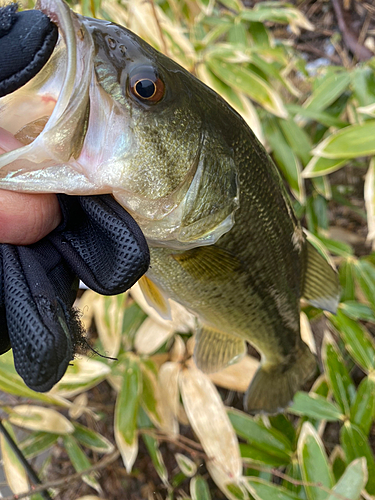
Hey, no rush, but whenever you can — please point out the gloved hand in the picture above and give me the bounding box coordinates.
[0,5,150,392]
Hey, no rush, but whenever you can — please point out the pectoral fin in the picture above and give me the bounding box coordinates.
[194,324,246,373]
[302,241,340,313]
[172,246,241,281]
[138,275,171,320]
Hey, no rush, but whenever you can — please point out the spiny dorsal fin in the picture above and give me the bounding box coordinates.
[194,324,246,374]
[138,275,171,320]
[172,246,241,281]
[302,241,340,314]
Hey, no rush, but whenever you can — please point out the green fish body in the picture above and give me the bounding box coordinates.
[0,0,340,412]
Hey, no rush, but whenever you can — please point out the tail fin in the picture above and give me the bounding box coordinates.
[244,341,317,414]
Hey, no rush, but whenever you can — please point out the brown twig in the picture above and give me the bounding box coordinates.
[1,450,120,500]
[332,0,373,61]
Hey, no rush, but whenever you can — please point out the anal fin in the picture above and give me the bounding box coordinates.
[302,241,340,313]
[194,324,246,374]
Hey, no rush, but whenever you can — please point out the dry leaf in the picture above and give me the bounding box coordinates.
[208,355,259,392]
[300,312,317,355]
[179,362,242,480]
[135,317,175,355]
[131,282,195,333]
[158,361,181,435]
[9,405,74,434]
[0,422,29,495]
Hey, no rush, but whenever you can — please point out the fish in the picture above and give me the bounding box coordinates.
[0,0,340,412]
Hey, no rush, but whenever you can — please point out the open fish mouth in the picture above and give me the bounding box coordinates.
[0,0,105,193]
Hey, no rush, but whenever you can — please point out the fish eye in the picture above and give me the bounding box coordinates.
[129,68,165,104]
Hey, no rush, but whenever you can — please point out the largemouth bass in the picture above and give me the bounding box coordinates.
[0,0,339,412]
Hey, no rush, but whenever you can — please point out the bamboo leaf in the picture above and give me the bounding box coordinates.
[302,156,348,179]
[350,375,375,436]
[8,405,74,434]
[114,354,141,473]
[321,332,356,414]
[190,476,212,500]
[340,422,375,494]
[325,458,367,500]
[313,121,375,159]
[175,453,197,477]
[73,422,114,453]
[289,392,343,421]
[180,364,242,480]
[297,422,334,500]
[245,477,301,500]
[228,409,292,462]
[330,310,375,372]
[206,57,287,117]
[63,435,101,492]
[303,72,350,112]
[20,431,59,459]
[0,421,29,495]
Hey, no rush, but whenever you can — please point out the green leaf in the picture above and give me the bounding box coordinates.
[289,392,343,422]
[0,354,69,407]
[190,476,212,500]
[73,422,114,453]
[330,447,347,482]
[312,176,332,200]
[340,301,375,322]
[139,362,162,426]
[287,103,348,128]
[314,234,353,257]
[240,443,289,467]
[321,333,356,414]
[282,460,304,497]
[313,120,375,159]
[354,259,375,312]
[279,117,312,166]
[340,422,375,494]
[326,458,367,500]
[302,156,348,179]
[297,422,334,500]
[114,354,141,472]
[263,116,305,202]
[350,375,375,436]
[63,435,101,492]
[304,71,351,113]
[206,57,287,117]
[339,260,356,302]
[352,66,375,107]
[228,409,292,462]
[245,477,300,500]
[20,431,59,460]
[329,310,375,372]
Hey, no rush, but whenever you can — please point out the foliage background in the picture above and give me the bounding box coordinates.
[2,0,375,499]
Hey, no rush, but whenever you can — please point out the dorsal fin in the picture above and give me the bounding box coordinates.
[302,241,340,313]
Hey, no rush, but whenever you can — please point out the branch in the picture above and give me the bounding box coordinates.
[1,450,120,500]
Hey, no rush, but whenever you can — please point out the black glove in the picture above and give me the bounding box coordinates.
[0,3,58,97]
[0,5,150,392]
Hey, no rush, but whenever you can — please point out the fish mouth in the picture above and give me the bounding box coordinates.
[0,0,98,191]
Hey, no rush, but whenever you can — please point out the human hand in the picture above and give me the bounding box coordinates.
[0,139,62,245]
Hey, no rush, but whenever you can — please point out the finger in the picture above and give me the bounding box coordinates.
[0,132,62,244]
[0,190,61,245]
